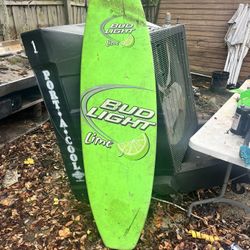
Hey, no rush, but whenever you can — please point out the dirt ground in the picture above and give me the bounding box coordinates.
[0,54,32,84]
[0,122,249,250]
[192,76,233,122]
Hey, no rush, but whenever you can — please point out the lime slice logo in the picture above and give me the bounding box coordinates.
[117,133,150,161]
[120,34,135,47]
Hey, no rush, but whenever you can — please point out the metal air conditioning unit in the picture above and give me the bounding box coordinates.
[152,25,198,175]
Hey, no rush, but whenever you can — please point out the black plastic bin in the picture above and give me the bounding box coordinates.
[211,71,230,92]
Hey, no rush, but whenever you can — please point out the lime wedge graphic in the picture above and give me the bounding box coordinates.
[120,34,135,47]
[117,133,150,161]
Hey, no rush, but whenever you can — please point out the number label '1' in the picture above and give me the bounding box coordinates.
[31,40,38,54]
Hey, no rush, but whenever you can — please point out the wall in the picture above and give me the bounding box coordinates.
[157,0,250,80]
[0,0,86,40]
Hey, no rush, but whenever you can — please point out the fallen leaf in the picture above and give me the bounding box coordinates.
[80,234,87,244]
[210,226,218,235]
[25,182,32,189]
[59,227,71,238]
[3,169,20,188]
[11,209,19,217]
[65,221,74,227]
[0,197,15,206]
[24,158,34,165]
[75,215,81,221]
[42,123,50,130]
[176,232,182,240]
[159,241,172,250]
[29,195,37,202]
[215,212,221,221]
[53,197,59,205]
[204,244,215,250]
[174,242,185,250]
[62,211,68,217]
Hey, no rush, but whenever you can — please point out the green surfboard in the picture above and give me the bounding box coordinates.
[80,0,157,249]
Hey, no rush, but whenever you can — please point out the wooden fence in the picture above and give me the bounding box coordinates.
[157,0,250,80]
[0,0,160,41]
[142,0,161,24]
[0,0,86,41]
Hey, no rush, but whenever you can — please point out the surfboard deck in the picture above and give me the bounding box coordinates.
[80,0,157,249]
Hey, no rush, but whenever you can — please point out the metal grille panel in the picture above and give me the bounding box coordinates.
[150,25,197,175]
